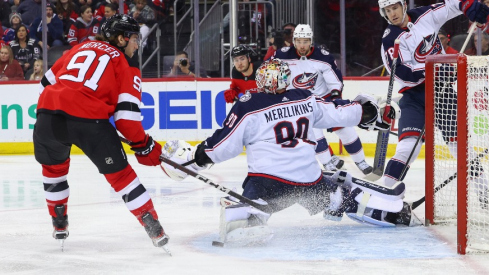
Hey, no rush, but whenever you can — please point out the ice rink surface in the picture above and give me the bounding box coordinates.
[1,154,489,275]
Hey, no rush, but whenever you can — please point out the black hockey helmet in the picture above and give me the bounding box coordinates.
[231,45,250,58]
[101,14,140,42]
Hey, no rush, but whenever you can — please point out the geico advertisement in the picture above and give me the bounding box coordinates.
[0,79,397,143]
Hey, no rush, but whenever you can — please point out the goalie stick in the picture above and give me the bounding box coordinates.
[322,171,405,197]
[368,39,401,181]
[411,148,489,210]
[159,156,273,214]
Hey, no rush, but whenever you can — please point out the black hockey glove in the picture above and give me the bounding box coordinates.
[330,89,342,100]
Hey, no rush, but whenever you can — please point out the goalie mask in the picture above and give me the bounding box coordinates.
[378,0,407,25]
[293,24,313,49]
[256,59,291,94]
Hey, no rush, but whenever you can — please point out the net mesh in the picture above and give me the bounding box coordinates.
[432,56,489,252]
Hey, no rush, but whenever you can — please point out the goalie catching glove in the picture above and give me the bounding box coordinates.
[130,134,162,166]
[160,140,211,181]
[354,94,391,131]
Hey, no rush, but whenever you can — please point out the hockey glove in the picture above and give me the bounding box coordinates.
[224,89,239,103]
[461,0,489,24]
[329,89,342,100]
[378,99,401,125]
[131,135,162,166]
[354,94,390,131]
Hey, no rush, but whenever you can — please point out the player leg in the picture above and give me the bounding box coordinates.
[333,126,372,175]
[324,171,421,227]
[313,128,338,171]
[382,91,425,187]
[218,176,298,245]
[70,119,169,249]
[33,113,72,249]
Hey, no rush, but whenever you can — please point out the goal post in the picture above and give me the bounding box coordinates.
[425,54,489,255]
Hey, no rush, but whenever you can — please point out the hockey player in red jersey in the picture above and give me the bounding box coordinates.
[33,14,169,253]
[223,45,262,103]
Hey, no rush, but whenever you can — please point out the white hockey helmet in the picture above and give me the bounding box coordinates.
[256,59,291,94]
[378,0,407,25]
[293,24,313,48]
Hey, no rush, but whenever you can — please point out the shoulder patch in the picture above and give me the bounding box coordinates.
[239,92,252,102]
[320,48,329,55]
[281,47,290,52]
[382,28,390,38]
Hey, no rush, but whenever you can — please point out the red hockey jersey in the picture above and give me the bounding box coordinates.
[67,18,100,47]
[229,61,261,94]
[37,41,146,144]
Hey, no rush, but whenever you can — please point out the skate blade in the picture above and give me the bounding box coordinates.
[161,245,172,256]
[59,239,65,252]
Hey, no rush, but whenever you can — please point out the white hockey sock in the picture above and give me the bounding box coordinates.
[335,127,366,163]
[382,137,423,187]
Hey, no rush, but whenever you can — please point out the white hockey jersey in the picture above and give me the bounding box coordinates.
[272,46,343,98]
[203,89,362,184]
[381,0,462,93]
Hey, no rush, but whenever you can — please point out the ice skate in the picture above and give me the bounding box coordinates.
[52,205,69,252]
[322,160,337,172]
[331,155,344,169]
[141,212,171,255]
[355,160,373,175]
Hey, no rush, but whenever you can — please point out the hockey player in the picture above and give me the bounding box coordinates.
[223,45,262,103]
[378,0,489,187]
[160,59,412,245]
[272,24,372,175]
[33,15,169,252]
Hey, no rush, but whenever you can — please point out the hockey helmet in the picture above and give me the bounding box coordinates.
[256,59,291,94]
[231,45,250,58]
[293,24,313,48]
[378,0,407,25]
[101,14,140,42]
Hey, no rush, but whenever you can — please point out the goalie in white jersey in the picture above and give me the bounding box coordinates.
[161,59,419,245]
[272,24,372,175]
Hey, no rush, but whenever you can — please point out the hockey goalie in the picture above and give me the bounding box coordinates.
[160,59,415,246]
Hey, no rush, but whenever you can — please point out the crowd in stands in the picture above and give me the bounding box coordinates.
[0,0,174,80]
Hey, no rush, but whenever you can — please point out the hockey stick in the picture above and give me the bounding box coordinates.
[411,148,489,210]
[117,136,272,213]
[159,156,272,214]
[369,39,401,181]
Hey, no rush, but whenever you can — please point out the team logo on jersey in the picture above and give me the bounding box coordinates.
[382,28,390,38]
[281,47,290,52]
[414,33,442,63]
[105,157,113,164]
[239,91,252,102]
[321,48,329,55]
[292,72,319,90]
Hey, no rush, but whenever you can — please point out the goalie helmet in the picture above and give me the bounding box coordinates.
[378,0,407,25]
[293,24,313,48]
[256,59,291,94]
[101,14,140,43]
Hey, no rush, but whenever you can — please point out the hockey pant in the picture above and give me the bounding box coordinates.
[33,113,159,226]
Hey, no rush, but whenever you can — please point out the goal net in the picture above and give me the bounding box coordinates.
[425,54,489,254]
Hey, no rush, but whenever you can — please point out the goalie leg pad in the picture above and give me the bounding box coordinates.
[218,198,273,244]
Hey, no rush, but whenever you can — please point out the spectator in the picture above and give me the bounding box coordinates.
[263,23,296,60]
[130,0,155,48]
[94,0,129,22]
[3,13,23,44]
[56,0,80,41]
[28,59,43,80]
[9,25,42,73]
[99,3,117,26]
[16,0,42,26]
[166,51,207,77]
[67,5,100,47]
[438,29,458,54]
[30,3,65,49]
[471,32,489,55]
[0,45,24,80]
[0,0,11,29]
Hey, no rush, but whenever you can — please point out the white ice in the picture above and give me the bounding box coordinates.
[1,154,489,275]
